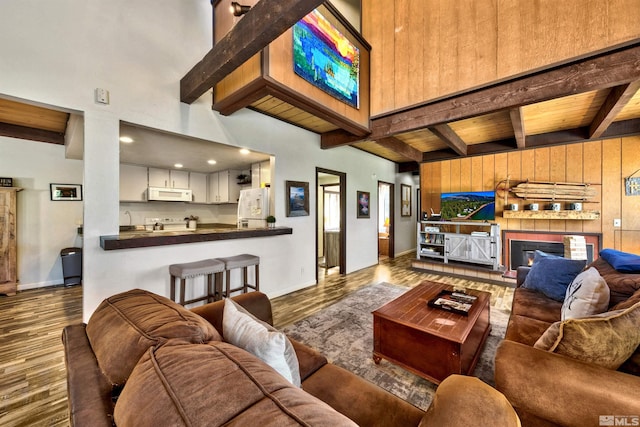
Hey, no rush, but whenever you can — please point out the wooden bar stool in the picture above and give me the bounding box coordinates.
[218,254,260,298]
[169,259,226,306]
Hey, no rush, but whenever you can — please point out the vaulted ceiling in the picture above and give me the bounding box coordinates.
[2,0,639,174]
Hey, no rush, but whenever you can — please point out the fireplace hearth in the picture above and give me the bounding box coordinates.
[502,231,601,277]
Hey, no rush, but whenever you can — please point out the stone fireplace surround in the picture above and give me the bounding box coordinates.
[502,230,602,277]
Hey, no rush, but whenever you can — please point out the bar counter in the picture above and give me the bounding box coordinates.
[98,223,292,250]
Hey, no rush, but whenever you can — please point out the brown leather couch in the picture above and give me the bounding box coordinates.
[63,289,520,427]
[495,257,640,427]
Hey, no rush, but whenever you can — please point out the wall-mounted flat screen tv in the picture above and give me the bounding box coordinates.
[440,191,495,220]
[293,9,360,108]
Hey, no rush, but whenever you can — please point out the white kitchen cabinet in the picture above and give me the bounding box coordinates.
[189,172,208,203]
[251,160,271,189]
[120,164,148,201]
[148,168,189,189]
[208,170,240,204]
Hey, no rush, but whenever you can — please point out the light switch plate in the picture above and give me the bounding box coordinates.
[95,88,110,104]
[614,218,621,227]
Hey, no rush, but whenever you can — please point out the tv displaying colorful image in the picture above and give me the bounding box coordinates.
[440,191,495,220]
[293,9,360,108]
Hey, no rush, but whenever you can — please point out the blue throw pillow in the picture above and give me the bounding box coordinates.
[522,250,587,301]
[600,249,640,273]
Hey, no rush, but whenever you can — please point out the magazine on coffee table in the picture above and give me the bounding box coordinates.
[428,290,477,316]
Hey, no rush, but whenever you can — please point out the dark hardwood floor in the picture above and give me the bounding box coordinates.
[0,252,513,426]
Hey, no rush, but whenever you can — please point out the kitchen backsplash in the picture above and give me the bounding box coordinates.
[119,202,238,226]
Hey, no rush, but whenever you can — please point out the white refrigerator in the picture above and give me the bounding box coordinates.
[237,188,269,228]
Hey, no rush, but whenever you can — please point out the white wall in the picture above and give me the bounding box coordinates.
[0,136,83,289]
[0,0,410,320]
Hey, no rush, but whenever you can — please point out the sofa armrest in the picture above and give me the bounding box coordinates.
[302,363,425,427]
[495,340,640,427]
[62,324,114,427]
[419,375,520,427]
[516,267,531,288]
[190,292,273,335]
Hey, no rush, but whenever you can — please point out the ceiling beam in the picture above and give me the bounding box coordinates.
[180,0,324,104]
[588,80,640,138]
[419,118,640,163]
[375,137,424,163]
[0,122,65,145]
[370,43,640,139]
[509,107,527,148]
[321,129,366,149]
[427,124,467,156]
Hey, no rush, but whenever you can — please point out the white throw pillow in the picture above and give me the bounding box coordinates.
[561,267,610,320]
[223,298,301,386]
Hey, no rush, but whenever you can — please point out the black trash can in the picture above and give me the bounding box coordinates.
[61,247,82,286]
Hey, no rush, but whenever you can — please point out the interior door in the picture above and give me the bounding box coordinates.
[316,168,346,279]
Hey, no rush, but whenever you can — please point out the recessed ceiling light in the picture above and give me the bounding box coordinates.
[119,136,134,143]
[239,148,250,155]
[174,163,183,168]
[207,159,217,165]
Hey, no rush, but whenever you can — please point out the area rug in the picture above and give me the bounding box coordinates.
[282,282,511,411]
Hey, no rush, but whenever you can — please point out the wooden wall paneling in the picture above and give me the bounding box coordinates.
[493,153,508,237]
[432,162,442,212]
[365,0,640,116]
[601,138,622,249]
[440,161,451,194]
[215,54,262,101]
[422,0,441,104]
[406,0,425,107]
[520,149,536,230]
[621,136,640,231]
[533,147,551,231]
[582,141,603,235]
[607,0,640,48]
[450,159,462,193]
[460,157,472,192]
[437,2,461,97]
[471,156,483,191]
[506,151,522,230]
[565,143,585,233]
[393,0,410,107]
[549,145,567,231]
[620,231,640,254]
[380,0,396,114]
[363,0,380,113]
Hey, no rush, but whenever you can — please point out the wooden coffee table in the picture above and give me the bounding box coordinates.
[372,281,491,384]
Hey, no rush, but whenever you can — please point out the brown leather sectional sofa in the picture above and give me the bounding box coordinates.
[495,257,640,427]
[63,289,519,426]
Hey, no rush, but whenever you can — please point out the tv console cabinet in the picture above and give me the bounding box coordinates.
[417,221,501,271]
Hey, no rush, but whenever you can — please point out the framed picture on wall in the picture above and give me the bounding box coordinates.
[357,191,370,218]
[50,183,83,201]
[286,180,310,217]
[401,184,411,217]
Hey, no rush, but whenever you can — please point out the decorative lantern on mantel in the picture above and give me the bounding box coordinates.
[624,169,640,196]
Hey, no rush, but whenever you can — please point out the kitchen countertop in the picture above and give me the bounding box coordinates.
[98,223,292,250]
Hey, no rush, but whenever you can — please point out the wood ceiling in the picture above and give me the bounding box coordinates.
[0,98,68,145]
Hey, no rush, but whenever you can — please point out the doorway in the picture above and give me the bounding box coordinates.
[378,181,394,260]
[316,168,346,279]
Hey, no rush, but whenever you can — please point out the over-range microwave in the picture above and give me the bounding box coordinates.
[147,187,192,202]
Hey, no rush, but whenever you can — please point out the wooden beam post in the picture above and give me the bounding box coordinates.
[509,107,527,148]
[427,124,467,156]
[588,80,640,138]
[375,137,424,163]
[180,0,324,104]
